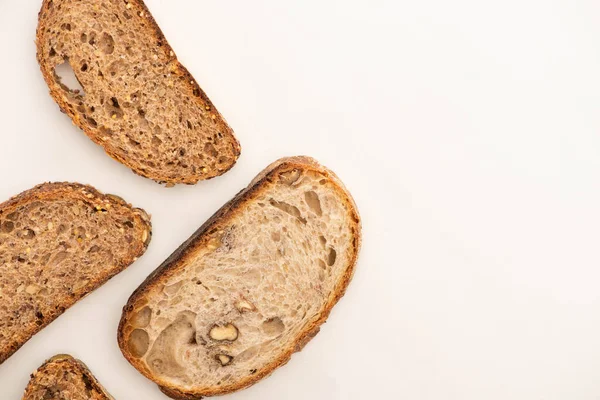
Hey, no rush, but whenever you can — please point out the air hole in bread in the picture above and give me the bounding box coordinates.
[1,221,14,233]
[164,281,184,297]
[271,232,281,242]
[304,191,322,216]
[128,329,150,358]
[54,61,85,95]
[262,317,285,337]
[279,169,301,185]
[18,229,36,240]
[327,247,337,266]
[204,143,218,157]
[80,63,88,72]
[131,306,152,328]
[318,259,327,270]
[147,311,197,377]
[319,235,327,247]
[318,269,325,281]
[6,212,18,221]
[269,199,306,225]
[105,97,124,119]
[99,32,115,54]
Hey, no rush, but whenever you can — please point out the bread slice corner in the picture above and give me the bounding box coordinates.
[22,354,114,400]
[118,156,361,398]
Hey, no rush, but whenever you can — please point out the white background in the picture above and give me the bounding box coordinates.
[1,0,600,398]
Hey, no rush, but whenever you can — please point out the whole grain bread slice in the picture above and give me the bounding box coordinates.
[118,156,361,398]
[23,354,114,400]
[36,0,241,185]
[0,183,151,364]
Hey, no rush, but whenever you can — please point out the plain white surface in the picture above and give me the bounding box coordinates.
[1,0,600,398]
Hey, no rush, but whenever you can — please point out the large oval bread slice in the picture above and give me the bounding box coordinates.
[23,354,114,400]
[118,157,361,398]
[36,0,241,185]
[0,183,151,364]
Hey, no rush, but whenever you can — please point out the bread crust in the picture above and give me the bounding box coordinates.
[36,0,241,185]
[0,182,152,364]
[118,156,361,398]
[23,354,114,399]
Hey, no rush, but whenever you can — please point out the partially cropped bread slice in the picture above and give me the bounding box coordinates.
[36,0,241,185]
[23,354,113,400]
[0,183,151,364]
[118,156,361,398]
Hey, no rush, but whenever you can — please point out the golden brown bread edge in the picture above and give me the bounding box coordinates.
[23,354,114,400]
[36,0,241,185]
[0,182,152,364]
[117,156,362,398]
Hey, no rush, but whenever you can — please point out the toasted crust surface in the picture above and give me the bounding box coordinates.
[0,183,151,363]
[36,0,241,185]
[23,354,114,400]
[118,157,361,398]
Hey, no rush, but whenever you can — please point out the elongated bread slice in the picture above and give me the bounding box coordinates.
[118,157,361,398]
[23,354,113,400]
[36,0,241,185]
[0,183,151,364]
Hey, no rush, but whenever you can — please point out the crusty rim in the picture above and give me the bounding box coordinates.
[0,182,152,364]
[117,156,362,398]
[36,0,241,185]
[23,354,114,399]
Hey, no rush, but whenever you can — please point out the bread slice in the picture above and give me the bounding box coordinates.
[118,156,361,398]
[0,183,151,364]
[36,0,241,185]
[23,354,113,400]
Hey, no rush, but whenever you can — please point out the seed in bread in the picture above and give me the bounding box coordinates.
[118,156,361,398]
[0,183,151,364]
[36,0,241,185]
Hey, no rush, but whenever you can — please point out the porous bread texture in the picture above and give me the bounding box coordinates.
[23,354,113,400]
[36,0,241,185]
[0,183,151,364]
[119,157,361,398]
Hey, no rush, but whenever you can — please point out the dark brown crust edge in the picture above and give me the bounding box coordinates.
[0,182,152,364]
[23,354,114,399]
[36,0,241,185]
[118,156,362,399]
